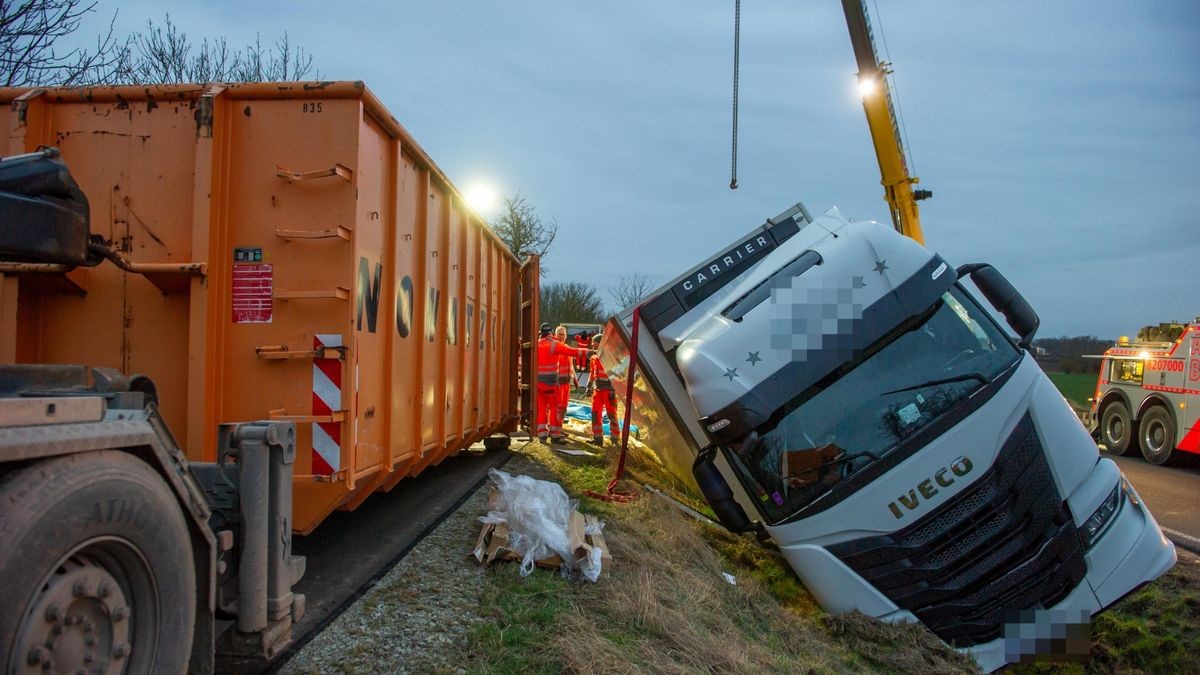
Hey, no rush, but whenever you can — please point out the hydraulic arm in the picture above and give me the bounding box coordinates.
[841,0,931,244]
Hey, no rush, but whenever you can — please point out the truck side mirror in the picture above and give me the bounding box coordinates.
[693,445,756,534]
[957,263,1039,350]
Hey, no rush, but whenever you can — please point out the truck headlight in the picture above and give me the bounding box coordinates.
[1078,480,1124,549]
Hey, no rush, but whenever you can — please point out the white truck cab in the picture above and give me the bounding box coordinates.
[602,203,1175,671]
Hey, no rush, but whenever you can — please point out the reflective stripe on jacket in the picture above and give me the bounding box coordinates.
[590,354,614,391]
[536,336,560,385]
[555,338,587,380]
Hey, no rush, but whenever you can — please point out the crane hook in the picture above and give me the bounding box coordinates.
[730,0,741,190]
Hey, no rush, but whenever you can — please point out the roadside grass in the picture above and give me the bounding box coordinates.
[1046,372,1097,409]
[467,434,1200,674]
[1088,555,1200,673]
[1011,552,1200,675]
[472,563,572,674]
[466,439,975,674]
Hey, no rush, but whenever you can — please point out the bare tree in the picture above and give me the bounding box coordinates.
[609,273,655,311]
[116,14,315,84]
[490,192,557,274]
[541,281,607,328]
[1,5,318,87]
[230,32,313,81]
[1,0,125,86]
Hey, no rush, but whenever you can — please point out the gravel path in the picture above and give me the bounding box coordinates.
[280,480,494,674]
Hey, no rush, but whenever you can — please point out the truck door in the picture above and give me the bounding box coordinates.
[1184,332,1200,453]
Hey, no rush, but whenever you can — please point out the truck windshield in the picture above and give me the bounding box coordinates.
[726,286,1019,523]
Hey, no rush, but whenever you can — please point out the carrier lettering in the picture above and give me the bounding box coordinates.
[679,236,774,293]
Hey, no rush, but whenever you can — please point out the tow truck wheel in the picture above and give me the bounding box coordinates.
[1099,401,1134,456]
[1138,406,1176,466]
[0,450,195,675]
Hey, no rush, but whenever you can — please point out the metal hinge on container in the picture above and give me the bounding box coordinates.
[256,344,348,360]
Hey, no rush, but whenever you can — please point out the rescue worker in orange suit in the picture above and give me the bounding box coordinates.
[588,334,621,446]
[573,330,591,388]
[553,325,589,427]
[535,323,564,442]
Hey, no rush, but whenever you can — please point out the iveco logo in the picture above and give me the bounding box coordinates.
[887,456,974,519]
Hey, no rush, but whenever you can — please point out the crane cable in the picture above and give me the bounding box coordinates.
[729,0,741,190]
[869,0,917,176]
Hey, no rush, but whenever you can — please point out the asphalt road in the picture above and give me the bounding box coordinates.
[217,440,517,674]
[1106,451,1200,554]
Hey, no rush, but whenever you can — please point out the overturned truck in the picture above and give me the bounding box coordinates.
[600,202,1175,671]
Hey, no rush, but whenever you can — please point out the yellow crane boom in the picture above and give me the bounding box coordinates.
[841,0,932,244]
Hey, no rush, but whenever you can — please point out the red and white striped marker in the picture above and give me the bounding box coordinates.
[311,334,343,475]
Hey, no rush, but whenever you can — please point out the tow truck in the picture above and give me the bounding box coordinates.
[1090,320,1200,465]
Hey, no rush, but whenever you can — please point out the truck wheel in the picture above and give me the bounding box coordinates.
[1099,401,1134,455]
[0,451,195,674]
[1138,406,1176,466]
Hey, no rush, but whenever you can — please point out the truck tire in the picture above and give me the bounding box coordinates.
[1099,401,1134,456]
[0,450,195,674]
[1138,406,1176,466]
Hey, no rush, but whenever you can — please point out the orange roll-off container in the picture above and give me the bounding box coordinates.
[0,82,538,534]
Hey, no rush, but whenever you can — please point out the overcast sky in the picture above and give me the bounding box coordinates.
[74,1,1199,338]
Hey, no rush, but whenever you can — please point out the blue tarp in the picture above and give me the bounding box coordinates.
[563,400,638,436]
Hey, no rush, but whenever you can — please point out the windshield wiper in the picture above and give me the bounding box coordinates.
[883,372,990,396]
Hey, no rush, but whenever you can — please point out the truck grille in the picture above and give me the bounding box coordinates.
[826,414,1087,647]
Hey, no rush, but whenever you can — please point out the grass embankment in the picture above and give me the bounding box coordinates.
[1012,553,1200,675]
[467,436,973,674]
[1046,372,1098,409]
[467,428,1200,674]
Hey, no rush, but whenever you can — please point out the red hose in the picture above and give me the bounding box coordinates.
[585,305,641,503]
